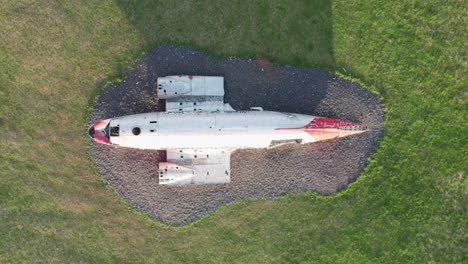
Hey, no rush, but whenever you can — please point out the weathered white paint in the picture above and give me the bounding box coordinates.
[91,75,366,185]
[159,149,232,185]
[165,100,234,112]
[157,76,224,99]
[109,111,316,149]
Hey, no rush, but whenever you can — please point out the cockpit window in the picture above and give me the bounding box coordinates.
[110,126,119,136]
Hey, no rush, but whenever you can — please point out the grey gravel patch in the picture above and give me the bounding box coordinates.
[88,45,383,226]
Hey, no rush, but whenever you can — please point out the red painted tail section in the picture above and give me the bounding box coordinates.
[304,117,357,129]
[276,117,367,142]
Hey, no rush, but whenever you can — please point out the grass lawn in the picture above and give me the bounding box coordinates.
[0,0,466,262]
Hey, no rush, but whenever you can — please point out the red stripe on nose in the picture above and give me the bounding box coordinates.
[92,119,111,144]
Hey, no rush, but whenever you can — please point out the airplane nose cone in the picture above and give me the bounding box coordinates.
[88,119,111,144]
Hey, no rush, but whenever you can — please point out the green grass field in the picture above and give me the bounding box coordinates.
[1,0,466,262]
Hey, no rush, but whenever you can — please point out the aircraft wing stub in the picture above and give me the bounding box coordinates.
[158,149,232,185]
[157,75,234,112]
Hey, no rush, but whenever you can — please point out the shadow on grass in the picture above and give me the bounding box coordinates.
[112,0,334,114]
[113,0,334,69]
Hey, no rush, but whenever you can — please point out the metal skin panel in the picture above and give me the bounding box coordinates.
[158,75,234,112]
[89,75,367,185]
[159,149,232,185]
[108,111,317,149]
[157,76,224,99]
[165,100,234,112]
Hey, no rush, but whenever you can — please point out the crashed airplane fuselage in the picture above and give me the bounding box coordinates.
[89,76,367,185]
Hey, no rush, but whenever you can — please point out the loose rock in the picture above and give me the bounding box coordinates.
[88,45,383,226]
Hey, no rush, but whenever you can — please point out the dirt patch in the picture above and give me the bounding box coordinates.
[88,45,383,226]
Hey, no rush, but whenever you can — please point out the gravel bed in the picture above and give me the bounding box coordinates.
[88,45,383,226]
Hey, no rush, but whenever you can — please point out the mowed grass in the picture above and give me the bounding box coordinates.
[0,0,466,262]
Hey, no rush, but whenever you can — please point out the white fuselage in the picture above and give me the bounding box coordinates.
[109,111,316,150]
[89,75,367,185]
